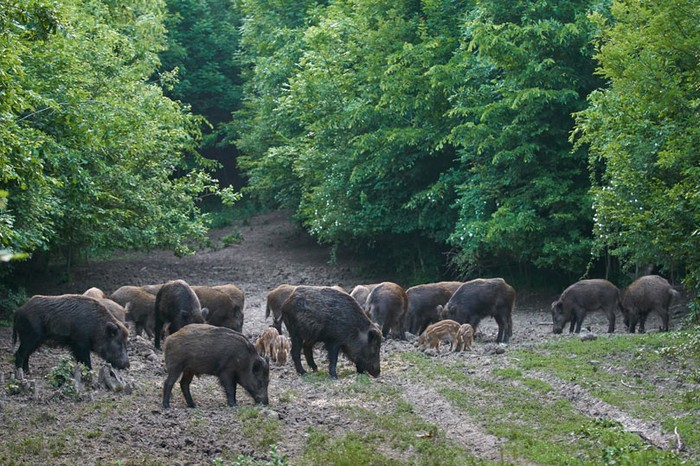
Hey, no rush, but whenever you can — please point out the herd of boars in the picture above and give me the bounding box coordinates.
[10,274,680,408]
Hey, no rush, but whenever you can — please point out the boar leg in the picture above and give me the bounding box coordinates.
[14,332,43,373]
[303,342,318,372]
[627,313,638,333]
[660,310,670,332]
[326,344,340,379]
[218,373,237,407]
[495,315,506,343]
[162,370,181,409]
[638,312,649,333]
[568,318,576,333]
[180,370,196,408]
[605,308,616,333]
[290,335,306,376]
[70,343,93,370]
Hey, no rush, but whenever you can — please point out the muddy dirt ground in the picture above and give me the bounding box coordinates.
[0,211,689,465]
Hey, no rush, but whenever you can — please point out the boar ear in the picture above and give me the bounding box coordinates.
[201,307,209,320]
[106,322,119,338]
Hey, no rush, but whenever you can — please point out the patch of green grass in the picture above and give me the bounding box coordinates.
[236,406,282,449]
[510,331,700,454]
[216,444,288,466]
[301,430,401,466]
[399,344,693,465]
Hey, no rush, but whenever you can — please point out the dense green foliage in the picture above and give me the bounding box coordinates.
[159,0,242,142]
[2,0,698,294]
[0,0,231,268]
[575,0,700,291]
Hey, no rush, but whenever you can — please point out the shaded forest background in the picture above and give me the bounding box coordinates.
[1,0,698,315]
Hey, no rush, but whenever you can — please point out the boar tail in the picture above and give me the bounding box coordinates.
[265,303,271,319]
[12,326,17,347]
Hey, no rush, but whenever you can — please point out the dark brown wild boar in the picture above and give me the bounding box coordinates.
[406,283,455,335]
[266,284,296,332]
[551,279,620,334]
[436,281,464,294]
[13,295,130,375]
[162,324,269,408]
[281,286,382,379]
[193,285,244,332]
[365,282,408,339]
[622,275,679,333]
[110,285,157,338]
[154,280,204,350]
[440,278,515,343]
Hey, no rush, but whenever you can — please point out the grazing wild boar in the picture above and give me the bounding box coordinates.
[440,278,516,344]
[255,326,280,361]
[213,284,245,318]
[281,285,382,379]
[365,282,408,339]
[154,279,205,350]
[436,281,464,294]
[417,319,461,352]
[551,279,621,334]
[406,283,455,336]
[13,294,130,375]
[275,335,291,365]
[350,284,379,309]
[455,323,474,351]
[110,285,158,338]
[266,284,296,332]
[622,275,679,333]
[83,288,127,323]
[193,285,244,332]
[162,324,269,408]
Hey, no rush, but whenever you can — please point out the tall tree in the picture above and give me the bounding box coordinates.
[574,0,700,290]
[1,0,227,266]
[444,0,603,278]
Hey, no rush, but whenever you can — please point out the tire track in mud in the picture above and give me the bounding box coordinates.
[529,370,674,450]
[380,358,507,463]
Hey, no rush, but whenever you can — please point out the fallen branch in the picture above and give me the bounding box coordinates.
[674,426,684,453]
[620,379,644,390]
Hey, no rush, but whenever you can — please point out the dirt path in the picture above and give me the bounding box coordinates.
[2,210,685,464]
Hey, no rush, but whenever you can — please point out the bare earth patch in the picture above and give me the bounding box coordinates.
[1,210,689,464]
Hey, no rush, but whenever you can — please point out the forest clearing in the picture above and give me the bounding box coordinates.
[1,211,697,465]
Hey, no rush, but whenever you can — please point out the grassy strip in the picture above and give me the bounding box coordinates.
[297,374,486,465]
[511,331,700,453]
[400,337,694,465]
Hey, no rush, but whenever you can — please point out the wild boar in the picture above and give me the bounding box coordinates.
[162,324,269,408]
[417,319,461,352]
[440,278,516,343]
[154,279,205,350]
[281,285,382,379]
[83,287,107,299]
[365,282,408,339]
[255,326,280,361]
[110,285,157,338]
[350,284,379,308]
[213,284,245,321]
[455,323,474,351]
[275,335,290,366]
[436,281,464,294]
[13,294,130,374]
[622,275,679,333]
[551,279,621,334]
[406,283,455,336]
[266,284,296,332]
[193,285,244,332]
[83,288,127,323]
